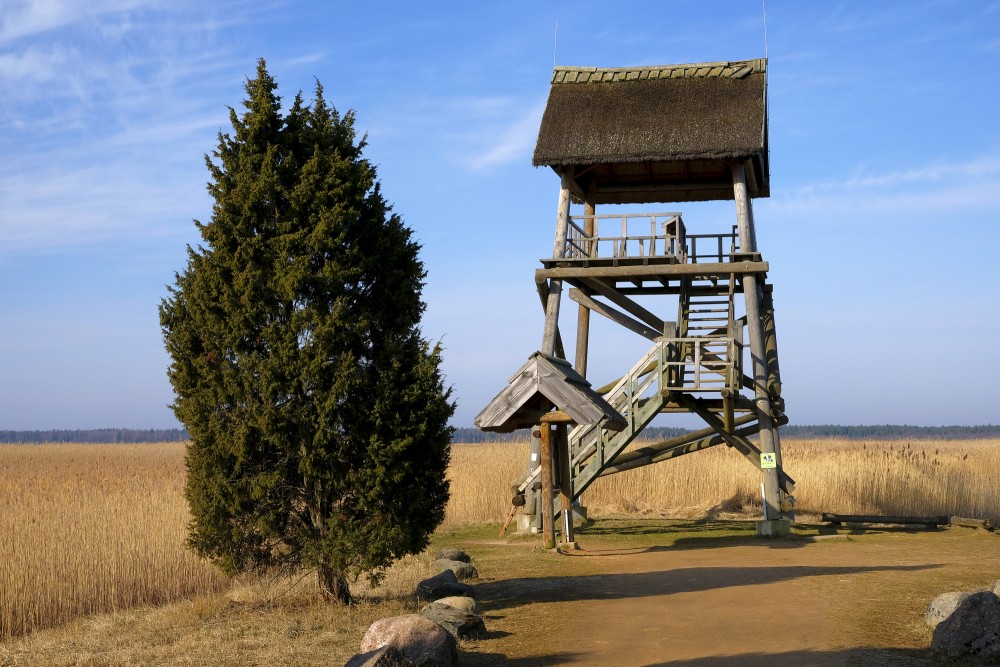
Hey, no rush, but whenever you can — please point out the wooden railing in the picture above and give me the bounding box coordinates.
[562,213,686,260]
[687,225,740,263]
[560,215,742,264]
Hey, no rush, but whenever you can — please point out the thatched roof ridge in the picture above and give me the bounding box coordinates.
[533,58,767,170]
[550,59,765,85]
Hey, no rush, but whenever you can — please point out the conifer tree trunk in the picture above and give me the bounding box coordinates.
[318,564,352,605]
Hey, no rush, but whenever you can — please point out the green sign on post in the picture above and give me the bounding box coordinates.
[760,452,777,469]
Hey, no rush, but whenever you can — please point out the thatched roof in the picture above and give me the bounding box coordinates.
[475,352,626,434]
[533,59,769,204]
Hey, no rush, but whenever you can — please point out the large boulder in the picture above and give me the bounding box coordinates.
[415,569,475,602]
[925,591,971,628]
[344,645,413,667]
[422,596,477,615]
[931,591,1000,658]
[434,548,471,563]
[433,558,478,581]
[420,602,486,640]
[360,614,457,667]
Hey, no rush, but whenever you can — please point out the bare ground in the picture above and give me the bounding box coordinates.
[459,520,1000,666]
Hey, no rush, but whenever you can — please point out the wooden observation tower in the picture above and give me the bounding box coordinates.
[477,58,793,543]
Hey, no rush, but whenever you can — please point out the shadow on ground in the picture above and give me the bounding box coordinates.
[476,563,940,610]
[462,651,586,666]
[574,518,818,550]
[646,646,951,666]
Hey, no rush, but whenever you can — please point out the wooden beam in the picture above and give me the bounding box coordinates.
[616,284,746,296]
[762,288,782,399]
[556,423,573,544]
[599,413,762,475]
[540,424,555,549]
[575,200,596,377]
[594,181,732,194]
[542,172,573,356]
[660,396,755,412]
[537,260,767,282]
[568,289,660,341]
[535,279,566,359]
[745,158,760,198]
[540,410,575,424]
[677,393,795,493]
[822,513,948,528]
[579,277,665,332]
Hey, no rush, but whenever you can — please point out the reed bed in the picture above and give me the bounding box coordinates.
[3,437,997,639]
[0,443,228,638]
[444,438,1000,524]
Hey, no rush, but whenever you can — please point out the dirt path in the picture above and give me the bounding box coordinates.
[463,527,1000,666]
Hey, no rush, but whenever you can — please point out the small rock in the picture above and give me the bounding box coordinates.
[422,596,477,614]
[344,645,413,667]
[434,548,471,563]
[420,604,486,640]
[416,569,475,602]
[926,591,971,628]
[360,614,458,667]
[433,558,479,581]
[992,579,1000,596]
[931,591,1000,658]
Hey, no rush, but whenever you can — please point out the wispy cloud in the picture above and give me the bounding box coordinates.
[463,101,546,171]
[0,0,167,44]
[768,154,1000,220]
[0,1,270,257]
[795,156,1000,193]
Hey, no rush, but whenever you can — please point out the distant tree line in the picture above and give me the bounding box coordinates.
[0,429,189,444]
[778,424,1000,440]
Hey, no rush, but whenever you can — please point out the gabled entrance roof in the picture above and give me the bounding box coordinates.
[475,352,627,434]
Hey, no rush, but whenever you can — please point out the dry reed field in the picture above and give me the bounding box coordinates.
[0,444,228,639]
[445,437,1000,525]
[2,437,998,643]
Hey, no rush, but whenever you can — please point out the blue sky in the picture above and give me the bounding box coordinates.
[1,0,998,429]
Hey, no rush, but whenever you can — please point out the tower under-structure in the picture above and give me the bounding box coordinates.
[476,59,793,544]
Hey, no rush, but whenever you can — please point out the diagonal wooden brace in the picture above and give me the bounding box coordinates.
[677,393,795,494]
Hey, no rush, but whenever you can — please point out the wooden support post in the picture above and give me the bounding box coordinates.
[722,391,735,433]
[542,172,573,356]
[539,423,555,549]
[762,288,783,402]
[663,321,679,388]
[556,423,574,544]
[575,200,595,376]
[733,161,786,526]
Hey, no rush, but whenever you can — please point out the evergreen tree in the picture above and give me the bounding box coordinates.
[160,60,454,603]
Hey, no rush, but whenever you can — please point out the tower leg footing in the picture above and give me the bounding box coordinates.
[756,519,791,538]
